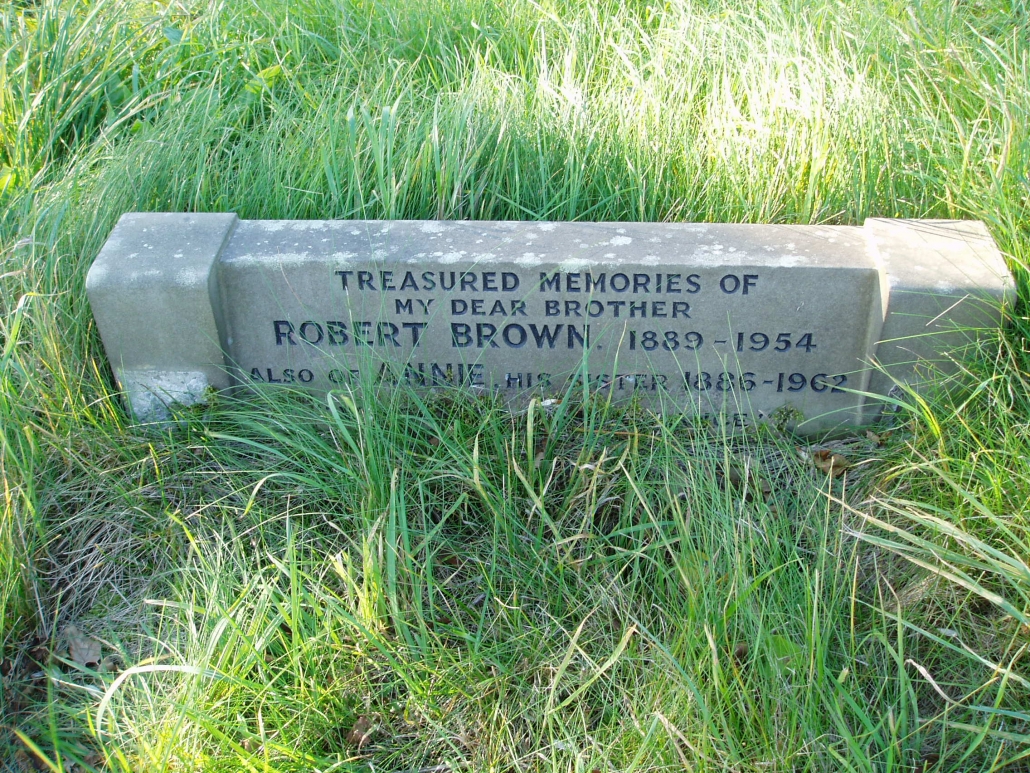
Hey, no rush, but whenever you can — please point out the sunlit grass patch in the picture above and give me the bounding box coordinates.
[1,0,1029,769]
[63,389,886,770]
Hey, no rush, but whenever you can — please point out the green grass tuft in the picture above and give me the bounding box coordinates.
[1,0,1029,769]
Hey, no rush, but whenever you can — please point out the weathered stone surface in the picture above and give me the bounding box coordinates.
[865,219,1012,399]
[86,215,1014,432]
[85,212,237,419]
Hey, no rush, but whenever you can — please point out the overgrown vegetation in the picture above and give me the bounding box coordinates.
[1,0,1028,770]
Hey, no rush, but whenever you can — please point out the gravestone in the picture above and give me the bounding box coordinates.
[85,215,1013,433]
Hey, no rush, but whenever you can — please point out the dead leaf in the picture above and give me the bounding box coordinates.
[918,752,941,771]
[716,457,773,502]
[865,430,881,445]
[812,450,850,478]
[346,715,374,748]
[439,552,461,568]
[28,644,50,669]
[99,654,122,673]
[64,625,101,667]
[718,459,747,487]
[733,642,749,663]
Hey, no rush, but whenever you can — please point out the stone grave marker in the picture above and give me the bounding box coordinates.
[85,215,1013,433]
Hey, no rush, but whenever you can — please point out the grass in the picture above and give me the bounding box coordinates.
[1,0,1029,770]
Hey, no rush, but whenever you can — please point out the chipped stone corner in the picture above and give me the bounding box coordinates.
[116,369,212,422]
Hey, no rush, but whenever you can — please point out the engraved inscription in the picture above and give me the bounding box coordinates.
[238,260,856,420]
[86,216,1012,429]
